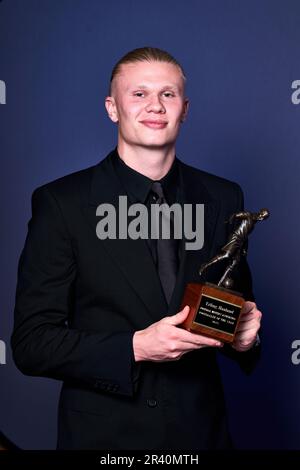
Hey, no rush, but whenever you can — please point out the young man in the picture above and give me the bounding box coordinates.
[12,47,261,450]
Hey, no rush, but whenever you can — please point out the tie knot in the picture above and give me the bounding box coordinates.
[151,181,165,202]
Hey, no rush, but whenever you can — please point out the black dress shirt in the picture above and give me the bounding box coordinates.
[112,148,181,291]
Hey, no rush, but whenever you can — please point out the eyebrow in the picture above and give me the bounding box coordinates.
[130,84,180,91]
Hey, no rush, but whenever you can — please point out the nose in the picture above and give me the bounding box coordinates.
[145,94,166,113]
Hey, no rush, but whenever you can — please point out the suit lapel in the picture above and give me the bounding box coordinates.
[82,152,168,322]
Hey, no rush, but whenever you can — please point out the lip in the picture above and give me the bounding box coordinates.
[140,120,168,129]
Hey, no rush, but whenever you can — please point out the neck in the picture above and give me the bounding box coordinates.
[117,143,175,180]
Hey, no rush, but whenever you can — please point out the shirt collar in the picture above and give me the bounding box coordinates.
[112,148,179,204]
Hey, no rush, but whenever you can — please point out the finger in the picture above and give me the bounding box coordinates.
[241,301,256,315]
[165,318,224,348]
[239,309,262,323]
[165,305,190,326]
[180,332,224,348]
[236,320,260,333]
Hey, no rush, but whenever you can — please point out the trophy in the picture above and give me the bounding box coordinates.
[180,209,269,343]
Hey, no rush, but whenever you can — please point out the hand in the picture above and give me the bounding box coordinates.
[232,301,262,352]
[133,305,224,362]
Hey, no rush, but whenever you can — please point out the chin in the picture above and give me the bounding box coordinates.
[140,142,171,149]
[139,137,175,148]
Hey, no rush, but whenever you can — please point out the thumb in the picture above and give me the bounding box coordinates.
[165,305,190,326]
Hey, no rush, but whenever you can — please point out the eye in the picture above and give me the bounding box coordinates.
[133,91,145,97]
[162,91,175,98]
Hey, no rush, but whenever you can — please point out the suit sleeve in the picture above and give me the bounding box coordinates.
[11,186,137,397]
[220,183,261,374]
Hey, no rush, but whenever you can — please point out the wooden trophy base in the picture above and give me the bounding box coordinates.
[180,282,245,343]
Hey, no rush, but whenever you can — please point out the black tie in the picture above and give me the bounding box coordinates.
[150,181,178,304]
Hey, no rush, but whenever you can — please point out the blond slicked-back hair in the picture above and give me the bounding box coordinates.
[109,47,186,94]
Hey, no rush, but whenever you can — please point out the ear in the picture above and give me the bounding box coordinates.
[105,96,119,123]
[181,98,189,122]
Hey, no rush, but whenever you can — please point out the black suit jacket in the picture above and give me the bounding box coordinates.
[11,150,258,450]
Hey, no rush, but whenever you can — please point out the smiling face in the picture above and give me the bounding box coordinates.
[105,61,189,153]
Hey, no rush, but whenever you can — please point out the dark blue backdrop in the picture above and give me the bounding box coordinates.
[1,0,300,449]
